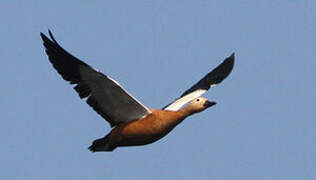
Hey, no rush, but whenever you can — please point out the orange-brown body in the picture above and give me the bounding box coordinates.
[107,109,189,148]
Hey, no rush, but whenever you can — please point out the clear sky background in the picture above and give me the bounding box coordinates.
[1,1,315,179]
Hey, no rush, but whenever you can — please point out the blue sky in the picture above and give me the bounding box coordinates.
[1,1,316,179]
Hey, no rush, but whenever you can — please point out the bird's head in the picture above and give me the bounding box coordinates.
[185,97,216,114]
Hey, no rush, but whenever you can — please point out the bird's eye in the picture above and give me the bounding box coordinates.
[196,99,200,102]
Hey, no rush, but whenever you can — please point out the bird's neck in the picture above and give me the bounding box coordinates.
[152,107,197,131]
[166,107,198,128]
[155,108,193,128]
[178,106,198,118]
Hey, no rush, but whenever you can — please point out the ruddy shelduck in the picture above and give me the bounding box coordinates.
[40,30,234,152]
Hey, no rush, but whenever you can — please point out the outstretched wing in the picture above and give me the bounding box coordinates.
[41,30,151,127]
[163,53,234,111]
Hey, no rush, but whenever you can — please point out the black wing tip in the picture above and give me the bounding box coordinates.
[231,52,235,60]
[225,52,235,64]
[48,29,57,43]
[40,32,48,41]
[222,52,235,73]
[40,29,50,37]
[40,29,57,43]
[208,52,235,85]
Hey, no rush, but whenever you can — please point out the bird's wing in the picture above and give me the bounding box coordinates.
[163,53,234,111]
[41,30,151,127]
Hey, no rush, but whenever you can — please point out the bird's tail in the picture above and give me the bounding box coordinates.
[88,135,116,152]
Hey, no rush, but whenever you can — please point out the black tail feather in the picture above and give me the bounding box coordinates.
[88,136,116,152]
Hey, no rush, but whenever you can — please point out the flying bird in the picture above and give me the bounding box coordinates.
[40,30,234,152]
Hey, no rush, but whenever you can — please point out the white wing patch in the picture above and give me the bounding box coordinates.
[164,89,207,111]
